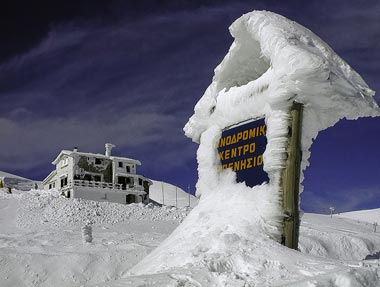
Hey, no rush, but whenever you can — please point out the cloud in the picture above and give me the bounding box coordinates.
[0,0,378,194]
[295,1,380,101]
[0,109,189,166]
[0,2,258,181]
[0,5,232,178]
[301,185,380,214]
[0,6,238,119]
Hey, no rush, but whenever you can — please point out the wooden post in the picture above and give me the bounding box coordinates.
[282,102,303,250]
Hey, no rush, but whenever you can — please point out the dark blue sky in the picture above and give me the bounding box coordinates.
[0,0,379,213]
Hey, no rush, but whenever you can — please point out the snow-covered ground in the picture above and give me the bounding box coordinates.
[0,188,379,286]
[0,188,190,287]
[299,213,380,261]
[337,209,380,225]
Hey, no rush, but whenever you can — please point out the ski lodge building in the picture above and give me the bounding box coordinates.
[43,143,152,204]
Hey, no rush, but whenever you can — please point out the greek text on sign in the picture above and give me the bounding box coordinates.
[217,118,269,187]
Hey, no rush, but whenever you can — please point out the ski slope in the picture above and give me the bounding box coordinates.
[0,171,30,181]
[337,209,380,224]
[0,170,39,190]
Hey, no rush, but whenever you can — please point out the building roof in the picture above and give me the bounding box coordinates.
[43,170,57,184]
[109,156,141,165]
[52,150,141,166]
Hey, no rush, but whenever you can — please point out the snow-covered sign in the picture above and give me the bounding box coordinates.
[217,117,269,187]
[182,10,380,248]
[127,11,380,285]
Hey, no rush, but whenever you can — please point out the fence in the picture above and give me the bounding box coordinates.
[150,181,198,208]
[73,180,122,190]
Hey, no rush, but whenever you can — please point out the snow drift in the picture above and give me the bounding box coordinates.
[126,11,380,286]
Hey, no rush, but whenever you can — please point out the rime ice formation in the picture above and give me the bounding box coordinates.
[128,11,380,286]
[182,10,380,237]
[184,10,379,196]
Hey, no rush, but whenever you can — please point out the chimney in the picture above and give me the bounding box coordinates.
[73,147,78,152]
[105,143,115,157]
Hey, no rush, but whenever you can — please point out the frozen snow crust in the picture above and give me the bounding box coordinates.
[127,11,380,286]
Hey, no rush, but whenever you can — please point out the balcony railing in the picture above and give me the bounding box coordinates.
[73,180,122,190]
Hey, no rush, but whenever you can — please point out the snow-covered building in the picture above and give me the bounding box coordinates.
[43,144,152,204]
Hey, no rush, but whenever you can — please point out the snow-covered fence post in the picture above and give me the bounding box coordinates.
[82,224,93,243]
[281,102,303,250]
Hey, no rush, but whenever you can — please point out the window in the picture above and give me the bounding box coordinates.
[118,162,123,168]
[95,158,102,165]
[61,158,69,168]
[83,174,92,181]
[126,177,134,185]
[61,177,68,188]
[126,194,136,204]
[143,181,149,193]
[126,166,130,173]
[139,178,143,186]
